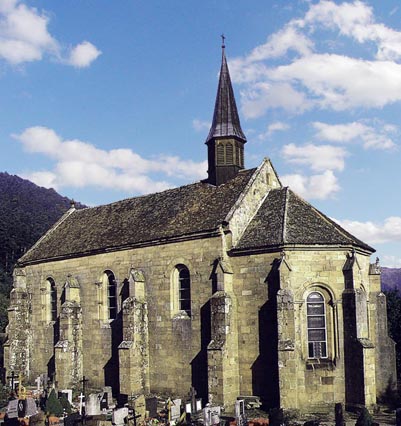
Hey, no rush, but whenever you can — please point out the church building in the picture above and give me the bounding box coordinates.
[5,44,396,412]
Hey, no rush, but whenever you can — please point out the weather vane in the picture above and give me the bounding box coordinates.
[221,34,226,48]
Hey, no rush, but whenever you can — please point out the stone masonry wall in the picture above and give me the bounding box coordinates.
[12,235,224,398]
[230,248,379,411]
[8,234,390,412]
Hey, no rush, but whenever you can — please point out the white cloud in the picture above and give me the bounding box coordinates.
[0,1,100,67]
[282,143,347,172]
[247,25,314,61]
[14,126,207,194]
[24,170,58,189]
[313,121,397,150]
[281,170,340,200]
[301,0,401,61]
[230,1,401,115]
[335,216,401,244]
[268,54,401,111]
[258,121,289,140]
[192,119,211,132]
[0,0,57,64]
[381,256,401,268]
[67,41,101,68]
[241,82,311,118]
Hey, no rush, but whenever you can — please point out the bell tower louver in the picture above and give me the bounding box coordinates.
[206,39,247,186]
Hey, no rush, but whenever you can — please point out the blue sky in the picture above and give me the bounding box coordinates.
[1,0,401,267]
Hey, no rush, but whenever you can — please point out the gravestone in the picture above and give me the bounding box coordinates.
[203,405,221,426]
[40,374,49,388]
[170,399,181,423]
[112,407,129,426]
[7,399,18,419]
[235,399,247,426]
[25,398,38,417]
[86,393,102,416]
[133,395,146,420]
[35,377,41,392]
[396,408,401,426]
[61,390,73,404]
[100,392,108,411]
[17,399,26,418]
[145,397,158,418]
[103,387,113,407]
[335,403,345,426]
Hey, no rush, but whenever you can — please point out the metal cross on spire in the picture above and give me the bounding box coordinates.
[221,34,225,49]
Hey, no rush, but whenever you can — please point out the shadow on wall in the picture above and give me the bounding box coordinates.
[104,312,123,395]
[252,258,280,409]
[191,300,211,404]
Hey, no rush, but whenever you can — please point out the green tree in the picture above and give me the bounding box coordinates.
[384,289,401,381]
[59,394,73,415]
[45,389,63,417]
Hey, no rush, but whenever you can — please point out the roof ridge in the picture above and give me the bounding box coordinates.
[282,187,289,244]
[18,206,77,264]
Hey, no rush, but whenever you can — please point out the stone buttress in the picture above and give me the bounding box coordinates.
[118,269,150,396]
[4,267,31,380]
[342,252,376,406]
[275,255,297,409]
[207,258,240,410]
[54,275,83,390]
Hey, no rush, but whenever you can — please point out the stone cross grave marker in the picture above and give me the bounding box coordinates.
[35,376,41,391]
[235,399,247,426]
[203,405,221,426]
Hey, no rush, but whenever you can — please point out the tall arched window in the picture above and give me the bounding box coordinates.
[50,279,57,321]
[105,270,117,320]
[307,292,327,358]
[178,266,191,316]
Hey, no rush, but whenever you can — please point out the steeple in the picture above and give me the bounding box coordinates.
[206,37,247,186]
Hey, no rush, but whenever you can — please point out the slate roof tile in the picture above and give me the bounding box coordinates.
[235,187,374,252]
[19,169,256,264]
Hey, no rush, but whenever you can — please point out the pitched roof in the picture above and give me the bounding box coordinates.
[234,187,374,252]
[19,169,256,265]
[205,47,246,144]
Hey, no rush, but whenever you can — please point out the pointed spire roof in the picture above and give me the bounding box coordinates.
[206,41,247,144]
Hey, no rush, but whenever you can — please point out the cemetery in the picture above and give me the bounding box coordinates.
[0,373,397,426]
[0,372,258,426]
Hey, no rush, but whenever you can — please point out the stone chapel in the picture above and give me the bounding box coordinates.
[4,44,396,412]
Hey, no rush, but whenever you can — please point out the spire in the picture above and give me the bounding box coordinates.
[205,38,247,186]
[206,38,247,144]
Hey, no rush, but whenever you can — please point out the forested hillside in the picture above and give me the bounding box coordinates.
[381,267,401,291]
[0,172,84,331]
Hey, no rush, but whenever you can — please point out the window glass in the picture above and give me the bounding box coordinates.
[178,266,191,317]
[307,291,327,359]
[48,278,57,321]
[106,271,117,320]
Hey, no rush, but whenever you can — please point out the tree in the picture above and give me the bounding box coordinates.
[45,389,63,417]
[384,289,401,381]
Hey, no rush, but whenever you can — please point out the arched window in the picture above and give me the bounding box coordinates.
[307,291,327,358]
[105,270,117,320]
[178,266,191,316]
[50,279,57,321]
[44,277,57,322]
